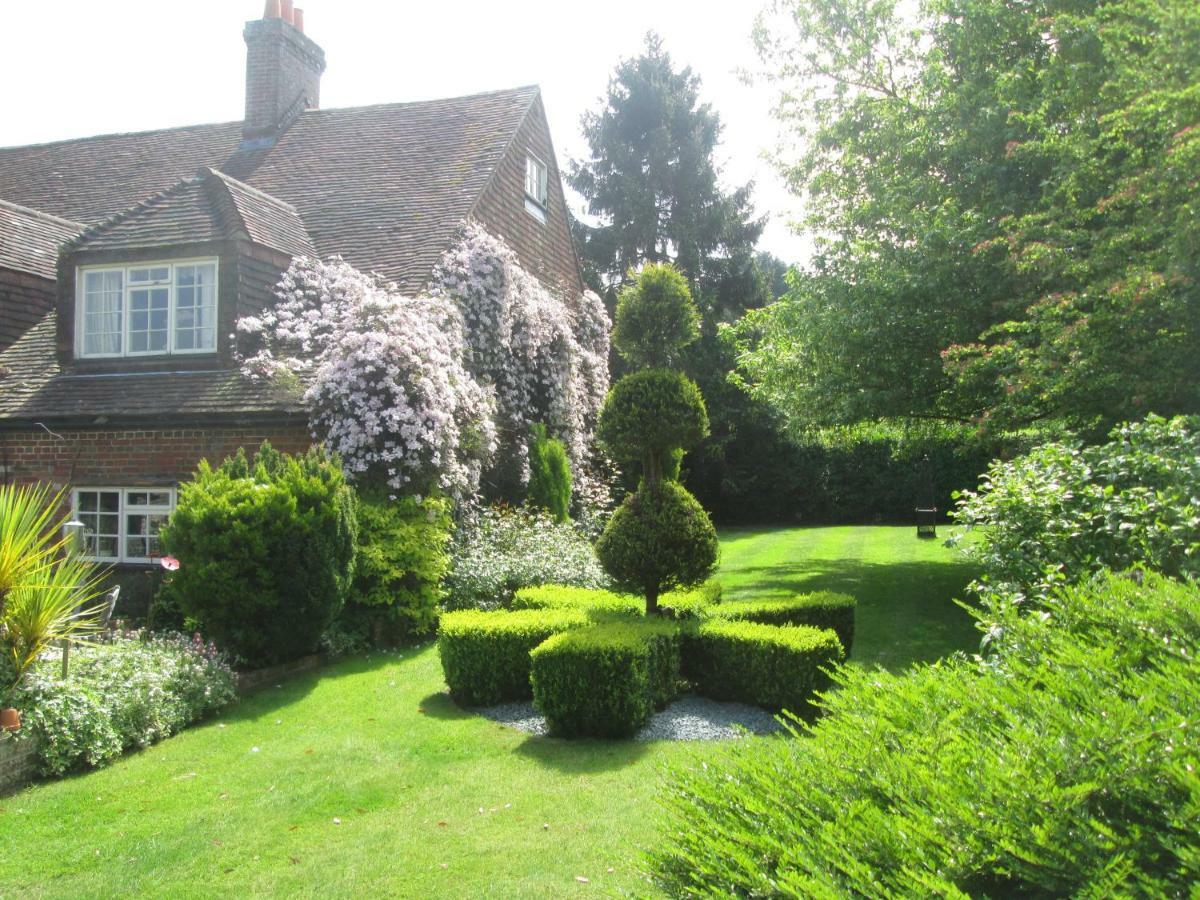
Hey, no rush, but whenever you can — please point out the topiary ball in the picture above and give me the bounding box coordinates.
[597,369,709,462]
[595,480,719,612]
[612,263,700,369]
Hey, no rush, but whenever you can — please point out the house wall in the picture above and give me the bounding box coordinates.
[0,267,55,352]
[0,422,312,491]
[472,95,585,298]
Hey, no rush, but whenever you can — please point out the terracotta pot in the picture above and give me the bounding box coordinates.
[0,707,19,732]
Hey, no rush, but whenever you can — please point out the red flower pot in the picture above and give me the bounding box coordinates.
[0,707,20,732]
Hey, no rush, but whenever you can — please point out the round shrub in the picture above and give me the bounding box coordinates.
[530,621,681,738]
[611,263,700,370]
[160,443,357,667]
[596,481,719,613]
[343,490,453,643]
[709,591,856,657]
[437,608,588,706]
[597,369,709,466]
[682,620,844,715]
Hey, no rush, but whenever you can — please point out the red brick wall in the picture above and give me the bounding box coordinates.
[0,422,312,491]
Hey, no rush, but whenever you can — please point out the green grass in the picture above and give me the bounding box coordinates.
[716,525,979,671]
[0,526,978,897]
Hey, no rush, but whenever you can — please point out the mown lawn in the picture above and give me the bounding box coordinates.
[0,525,977,898]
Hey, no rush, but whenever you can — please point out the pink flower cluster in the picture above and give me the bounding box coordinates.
[235,224,610,501]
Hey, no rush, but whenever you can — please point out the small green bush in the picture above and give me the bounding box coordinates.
[653,571,1200,896]
[596,481,719,614]
[527,424,572,523]
[683,620,843,714]
[530,622,681,738]
[437,608,588,706]
[343,491,453,643]
[708,591,855,656]
[161,443,357,667]
[661,581,722,620]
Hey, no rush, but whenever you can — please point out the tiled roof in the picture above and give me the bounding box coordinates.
[0,86,540,290]
[0,311,306,422]
[0,199,84,279]
[69,168,315,258]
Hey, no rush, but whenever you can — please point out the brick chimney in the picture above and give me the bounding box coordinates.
[243,2,326,140]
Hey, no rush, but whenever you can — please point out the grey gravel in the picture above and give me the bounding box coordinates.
[475,694,785,741]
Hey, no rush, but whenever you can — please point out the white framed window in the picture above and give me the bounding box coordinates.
[73,487,175,564]
[525,154,549,207]
[77,259,218,358]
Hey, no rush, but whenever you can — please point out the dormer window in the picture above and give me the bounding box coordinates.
[77,259,218,358]
[524,154,549,223]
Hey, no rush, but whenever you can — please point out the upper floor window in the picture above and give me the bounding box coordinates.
[525,155,549,207]
[77,259,218,358]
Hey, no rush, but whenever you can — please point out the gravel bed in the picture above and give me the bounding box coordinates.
[475,694,785,741]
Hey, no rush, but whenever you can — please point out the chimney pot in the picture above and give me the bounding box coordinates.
[263,0,281,18]
[280,0,294,25]
[293,8,304,32]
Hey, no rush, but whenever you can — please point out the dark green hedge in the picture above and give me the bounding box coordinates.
[709,592,856,657]
[683,620,844,715]
[685,423,1041,525]
[530,622,681,738]
[437,609,587,706]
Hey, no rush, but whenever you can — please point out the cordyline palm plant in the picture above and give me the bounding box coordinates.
[0,483,107,706]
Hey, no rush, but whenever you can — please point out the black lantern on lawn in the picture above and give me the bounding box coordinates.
[915,453,938,539]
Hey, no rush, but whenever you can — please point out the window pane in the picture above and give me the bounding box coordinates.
[174,263,216,351]
[82,269,123,355]
[99,491,120,513]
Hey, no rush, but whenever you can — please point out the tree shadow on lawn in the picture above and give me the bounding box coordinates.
[513,732,652,773]
[721,557,983,672]
[417,690,474,721]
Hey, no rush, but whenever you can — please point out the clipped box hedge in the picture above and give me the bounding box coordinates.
[530,622,681,738]
[512,582,721,621]
[437,608,588,706]
[708,591,855,656]
[684,620,844,716]
[512,585,642,618]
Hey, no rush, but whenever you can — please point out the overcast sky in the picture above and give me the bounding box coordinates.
[1,0,808,263]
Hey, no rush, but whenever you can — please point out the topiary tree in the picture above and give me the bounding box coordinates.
[611,263,700,370]
[161,442,357,667]
[528,424,572,522]
[596,265,718,614]
[597,369,708,484]
[595,481,718,615]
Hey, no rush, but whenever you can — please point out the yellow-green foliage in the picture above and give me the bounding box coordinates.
[437,608,588,706]
[530,621,681,738]
[708,591,855,656]
[683,620,844,715]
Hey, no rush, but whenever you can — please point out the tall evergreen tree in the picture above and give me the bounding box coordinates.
[571,34,800,520]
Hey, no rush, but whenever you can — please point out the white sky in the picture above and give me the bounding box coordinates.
[0,0,808,263]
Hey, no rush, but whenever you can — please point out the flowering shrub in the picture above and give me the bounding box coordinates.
[433,224,610,487]
[13,632,235,776]
[951,415,1200,625]
[443,505,611,610]
[237,224,610,502]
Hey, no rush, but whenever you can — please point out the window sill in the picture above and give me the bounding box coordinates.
[524,197,548,224]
